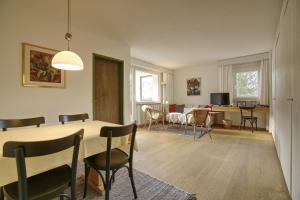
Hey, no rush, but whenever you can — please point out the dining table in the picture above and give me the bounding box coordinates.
[0,120,138,195]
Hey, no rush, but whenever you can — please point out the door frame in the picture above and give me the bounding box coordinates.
[92,53,124,124]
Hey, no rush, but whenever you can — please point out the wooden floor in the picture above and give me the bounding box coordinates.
[133,127,291,200]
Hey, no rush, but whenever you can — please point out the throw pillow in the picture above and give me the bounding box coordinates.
[175,104,185,113]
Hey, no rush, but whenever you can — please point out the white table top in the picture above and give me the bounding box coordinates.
[0,120,136,186]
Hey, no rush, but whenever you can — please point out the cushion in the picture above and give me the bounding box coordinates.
[175,104,185,113]
[169,104,176,112]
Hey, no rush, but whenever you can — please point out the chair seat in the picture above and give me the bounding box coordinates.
[4,165,71,200]
[84,148,129,170]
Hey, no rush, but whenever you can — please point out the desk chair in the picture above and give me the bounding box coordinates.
[2,129,84,200]
[239,106,258,133]
[0,117,45,131]
[83,124,138,200]
[59,113,89,124]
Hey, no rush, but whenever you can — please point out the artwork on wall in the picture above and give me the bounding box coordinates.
[22,43,65,88]
[187,77,201,96]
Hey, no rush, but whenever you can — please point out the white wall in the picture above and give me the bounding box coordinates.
[0,1,132,124]
[173,64,219,106]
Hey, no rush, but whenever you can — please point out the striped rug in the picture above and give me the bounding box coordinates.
[71,167,197,200]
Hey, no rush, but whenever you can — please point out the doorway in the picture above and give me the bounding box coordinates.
[93,53,124,124]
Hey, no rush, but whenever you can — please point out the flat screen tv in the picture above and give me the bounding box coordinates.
[210,93,230,105]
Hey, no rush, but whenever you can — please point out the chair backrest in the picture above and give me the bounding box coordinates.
[141,105,151,112]
[192,109,209,126]
[239,106,256,117]
[236,101,246,107]
[3,129,84,200]
[141,105,152,120]
[59,113,89,124]
[100,123,137,168]
[0,117,45,131]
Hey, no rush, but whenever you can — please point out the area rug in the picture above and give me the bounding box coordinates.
[147,125,210,139]
[63,165,197,200]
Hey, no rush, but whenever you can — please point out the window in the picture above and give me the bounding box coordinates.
[235,70,259,98]
[232,62,260,101]
[140,75,154,101]
[135,70,160,102]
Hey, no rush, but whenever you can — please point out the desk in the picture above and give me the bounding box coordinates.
[0,121,136,194]
[211,105,270,129]
[212,105,269,113]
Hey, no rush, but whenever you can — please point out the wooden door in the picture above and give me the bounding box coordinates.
[93,55,123,124]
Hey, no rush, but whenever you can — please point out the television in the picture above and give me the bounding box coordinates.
[210,93,230,105]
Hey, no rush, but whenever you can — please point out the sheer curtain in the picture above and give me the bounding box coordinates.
[164,73,174,104]
[219,64,233,104]
[259,59,270,105]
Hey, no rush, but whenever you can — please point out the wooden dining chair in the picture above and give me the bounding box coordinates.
[83,123,138,200]
[187,109,212,140]
[0,117,45,131]
[239,106,258,133]
[2,129,84,200]
[0,117,46,200]
[236,100,246,107]
[59,113,89,124]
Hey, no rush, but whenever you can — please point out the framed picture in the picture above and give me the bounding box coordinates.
[187,77,201,96]
[22,43,65,88]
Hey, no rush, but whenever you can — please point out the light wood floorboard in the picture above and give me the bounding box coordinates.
[133,127,291,200]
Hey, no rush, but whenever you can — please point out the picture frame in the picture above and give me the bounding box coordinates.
[22,43,65,88]
[187,77,201,96]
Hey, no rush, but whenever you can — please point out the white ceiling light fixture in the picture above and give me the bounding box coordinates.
[52,0,83,71]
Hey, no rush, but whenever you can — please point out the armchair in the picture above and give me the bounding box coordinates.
[142,105,164,130]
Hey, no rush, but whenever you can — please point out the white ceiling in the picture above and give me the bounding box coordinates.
[24,0,283,69]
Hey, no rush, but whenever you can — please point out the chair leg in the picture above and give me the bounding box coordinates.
[240,119,243,129]
[193,125,196,140]
[208,131,213,140]
[83,163,90,199]
[0,187,4,200]
[256,119,258,131]
[148,119,152,131]
[243,120,246,129]
[105,170,110,200]
[128,165,138,199]
[112,169,116,183]
[60,195,64,200]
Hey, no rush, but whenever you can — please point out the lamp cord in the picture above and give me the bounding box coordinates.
[65,0,72,50]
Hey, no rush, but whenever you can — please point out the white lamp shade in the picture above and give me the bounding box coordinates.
[52,51,84,71]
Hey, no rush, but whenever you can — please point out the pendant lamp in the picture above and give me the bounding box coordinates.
[52,0,83,71]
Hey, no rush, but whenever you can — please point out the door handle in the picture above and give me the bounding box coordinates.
[287,98,294,101]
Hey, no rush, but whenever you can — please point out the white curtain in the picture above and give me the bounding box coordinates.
[259,59,270,105]
[219,64,233,104]
[163,72,174,103]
